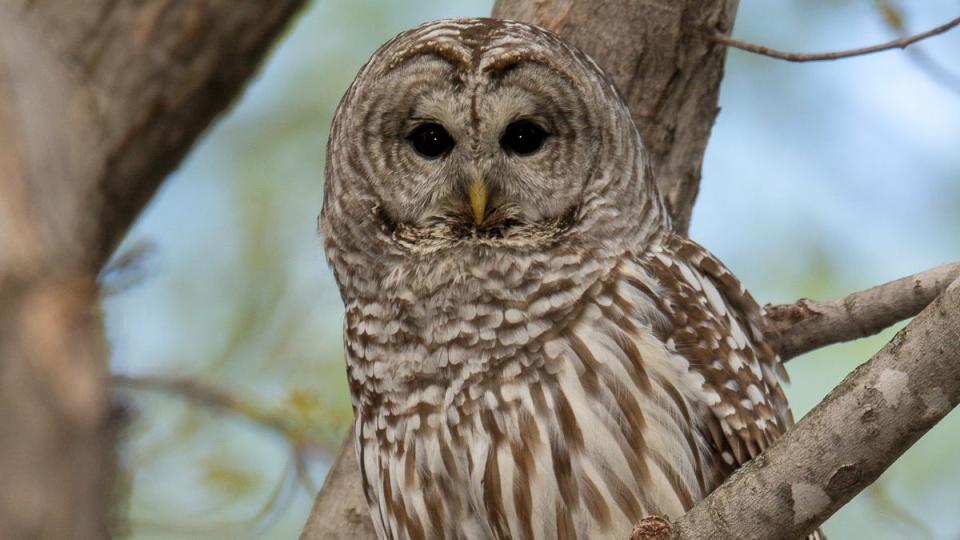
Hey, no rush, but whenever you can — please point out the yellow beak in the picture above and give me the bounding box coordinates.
[468,177,487,225]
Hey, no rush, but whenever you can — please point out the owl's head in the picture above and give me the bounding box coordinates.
[322,18,666,291]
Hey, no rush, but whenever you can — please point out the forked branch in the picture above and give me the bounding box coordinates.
[766,262,960,361]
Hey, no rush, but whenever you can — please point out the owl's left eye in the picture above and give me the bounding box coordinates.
[407,123,455,159]
[500,120,549,156]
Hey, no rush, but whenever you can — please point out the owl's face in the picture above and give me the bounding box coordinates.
[323,19,664,297]
[355,46,602,238]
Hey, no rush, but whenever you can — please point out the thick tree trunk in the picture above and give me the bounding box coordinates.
[300,1,739,537]
[0,2,305,537]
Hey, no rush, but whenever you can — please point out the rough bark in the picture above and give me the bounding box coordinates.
[300,424,372,539]
[300,434,375,539]
[667,278,960,539]
[300,1,740,537]
[0,1,305,538]
[768,261,960,361]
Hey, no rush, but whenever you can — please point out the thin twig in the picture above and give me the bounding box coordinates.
[709,14,960,63]
[766,262,960,360]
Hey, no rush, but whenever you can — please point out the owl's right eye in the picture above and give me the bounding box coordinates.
[407,123,455,159]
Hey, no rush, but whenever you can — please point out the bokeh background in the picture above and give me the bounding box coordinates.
[102,1,960,538]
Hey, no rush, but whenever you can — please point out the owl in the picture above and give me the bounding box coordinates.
[322,18,808,540]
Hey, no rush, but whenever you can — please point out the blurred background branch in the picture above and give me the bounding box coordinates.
[876,1,960,95]
[113,374,339,461]
[113,373,340,537]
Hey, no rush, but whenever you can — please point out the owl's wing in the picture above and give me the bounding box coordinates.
[640,236,793,474]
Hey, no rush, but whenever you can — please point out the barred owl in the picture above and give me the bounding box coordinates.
[322,18,807,539]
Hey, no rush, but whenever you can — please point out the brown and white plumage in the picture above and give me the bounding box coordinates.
[322,18,812,539]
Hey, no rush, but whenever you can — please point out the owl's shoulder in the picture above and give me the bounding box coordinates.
[629,235,793,469]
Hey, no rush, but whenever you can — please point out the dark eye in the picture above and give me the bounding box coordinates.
[500,120,549,156]
[407,123,455,159]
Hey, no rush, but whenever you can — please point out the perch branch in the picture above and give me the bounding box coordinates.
[659,276,960,539]
[709,14,960,63]
[766,261,960,360]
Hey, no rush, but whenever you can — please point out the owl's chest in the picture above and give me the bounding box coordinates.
[342,251,622,405]
[354,307,708,539]
[342,287,575,412]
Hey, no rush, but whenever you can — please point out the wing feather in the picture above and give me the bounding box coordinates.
[637,235,793,478]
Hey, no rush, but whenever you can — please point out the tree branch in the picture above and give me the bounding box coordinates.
[767,262,960,361]
[708,14,960,63]
[662,277,960,539]
[0,2,306,537]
